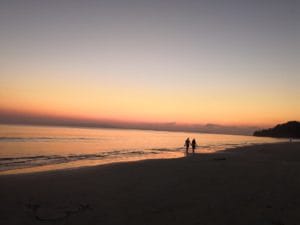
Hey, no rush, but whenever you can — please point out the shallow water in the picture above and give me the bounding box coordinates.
[0,124,285,174]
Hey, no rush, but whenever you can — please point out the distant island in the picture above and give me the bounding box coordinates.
[253,121,300,138]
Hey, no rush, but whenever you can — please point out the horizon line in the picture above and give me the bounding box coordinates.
[0,108,276,136]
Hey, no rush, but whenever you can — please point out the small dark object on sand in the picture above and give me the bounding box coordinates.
[213,157,226,161]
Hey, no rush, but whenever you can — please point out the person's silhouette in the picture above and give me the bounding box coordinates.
[191,138,197,155]
[184,138,190,155]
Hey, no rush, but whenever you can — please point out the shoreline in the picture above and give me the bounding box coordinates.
[0,141,288,176]
[1,142,300,225]
[0,151,183,176]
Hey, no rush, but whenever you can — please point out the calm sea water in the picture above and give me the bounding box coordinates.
[0,124,285,174]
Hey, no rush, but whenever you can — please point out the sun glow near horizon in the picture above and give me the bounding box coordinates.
[0,0,299,129]
[1,77,298,127]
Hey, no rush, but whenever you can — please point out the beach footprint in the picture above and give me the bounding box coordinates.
[25,201,92,223]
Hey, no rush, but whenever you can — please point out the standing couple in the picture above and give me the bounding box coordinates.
[184,137,197,155]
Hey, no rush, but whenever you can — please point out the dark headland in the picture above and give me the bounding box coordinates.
[253,121,300,138]
[1,142,300,225]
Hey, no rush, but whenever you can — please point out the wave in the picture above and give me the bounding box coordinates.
[0,140,278,173]
[0,148,180,172]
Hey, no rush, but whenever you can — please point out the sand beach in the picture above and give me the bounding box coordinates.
[1,142,300,225]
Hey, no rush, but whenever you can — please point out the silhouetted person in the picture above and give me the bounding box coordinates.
[184,138,190,155]
[191,138,197,155]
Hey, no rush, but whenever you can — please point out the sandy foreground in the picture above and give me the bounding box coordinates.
[0,142,300,225]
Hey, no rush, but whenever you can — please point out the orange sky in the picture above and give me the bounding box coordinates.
[1,73,299,127]
[0,0,299,128]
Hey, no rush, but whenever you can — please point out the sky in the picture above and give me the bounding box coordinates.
[0,0,299,129]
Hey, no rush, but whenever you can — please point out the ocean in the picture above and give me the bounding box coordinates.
[0,124,285,174]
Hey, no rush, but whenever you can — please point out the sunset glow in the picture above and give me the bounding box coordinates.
[0,0,299,129]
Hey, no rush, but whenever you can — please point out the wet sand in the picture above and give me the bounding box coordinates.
[0,142,300,225]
